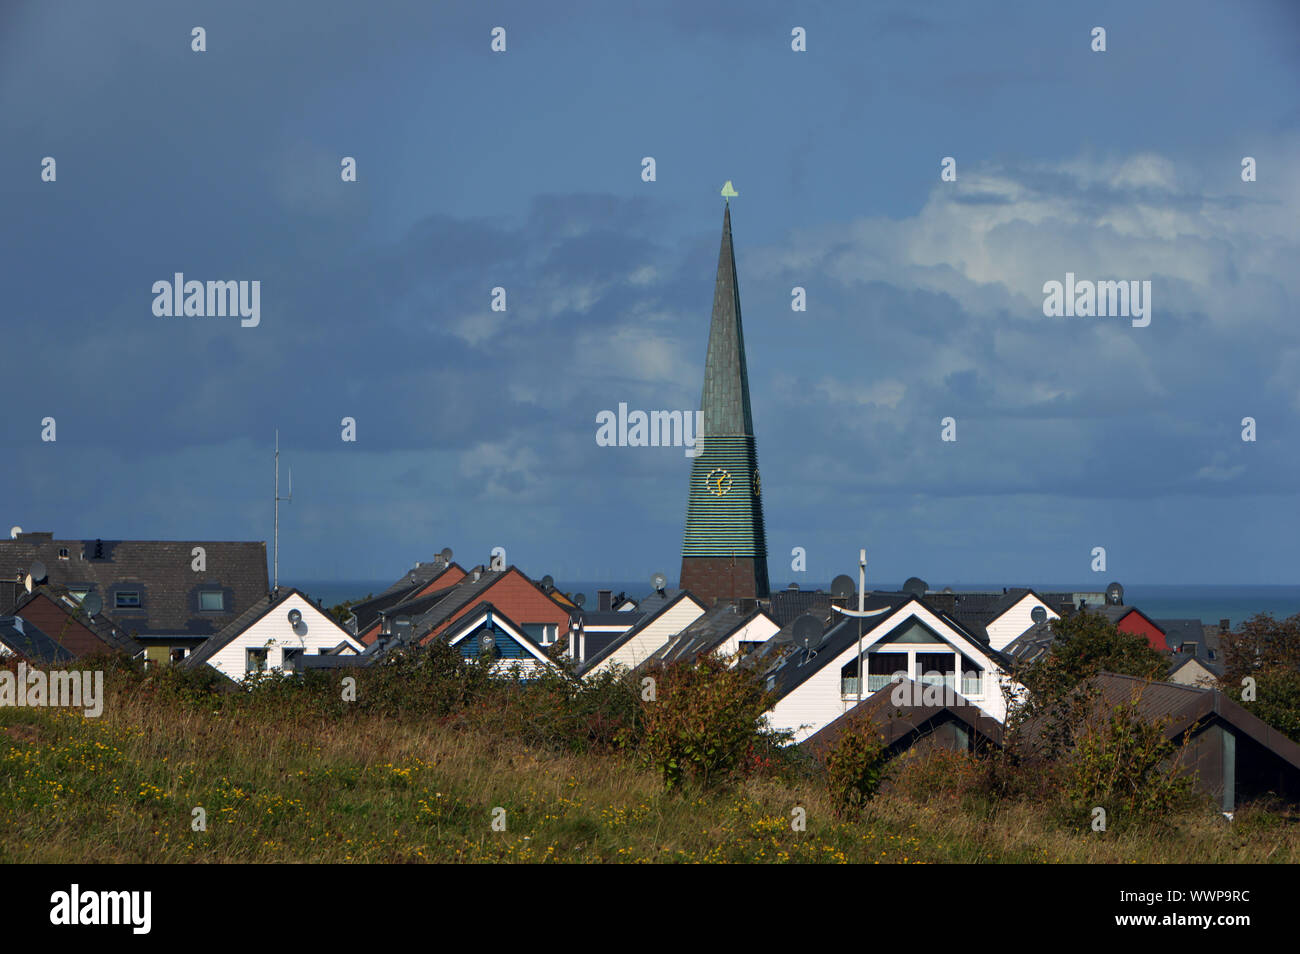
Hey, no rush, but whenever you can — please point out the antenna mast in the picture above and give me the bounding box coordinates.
[274,430,292,593]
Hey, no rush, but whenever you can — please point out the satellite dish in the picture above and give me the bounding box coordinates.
[650,572,667,593]
[830,575,855,600]
[574,593,586,607]
[1105,582,1124,606]
[29,561,46,584]
[942,586,953,594]
[480,633,495,654]
[541,575,554,591]
[903,577,928,598]
[83,592,103,618]
[1030,605,1047,624]
[440,547,453,563]
[8,527,20,540]
[793,614,822,651]
[287,608,303,626]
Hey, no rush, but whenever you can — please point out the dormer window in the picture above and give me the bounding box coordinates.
[58,548,69,560]
[199,591,225,611]
[115,591,141,609]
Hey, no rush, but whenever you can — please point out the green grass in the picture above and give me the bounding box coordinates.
[0,674,1297,863]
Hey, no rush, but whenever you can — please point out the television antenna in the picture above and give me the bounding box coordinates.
[274,430,292,593]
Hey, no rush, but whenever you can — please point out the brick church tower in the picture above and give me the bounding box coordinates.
[679,202,770,604]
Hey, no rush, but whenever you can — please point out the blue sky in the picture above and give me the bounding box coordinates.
[2,0,1298,586]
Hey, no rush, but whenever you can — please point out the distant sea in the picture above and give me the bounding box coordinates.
[295,580,1300,630]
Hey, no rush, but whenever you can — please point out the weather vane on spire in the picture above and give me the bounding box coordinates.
[720,180,738,202]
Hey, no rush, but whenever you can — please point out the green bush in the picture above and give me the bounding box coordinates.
[823,724,890,819]
[640,655,787,791]
[1063,700,1194,825]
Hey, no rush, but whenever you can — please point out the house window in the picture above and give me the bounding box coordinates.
[867,651,908,692]
[57,548,69,560]
[199,591,225,611]
[69,589,90,604]
[246,648,268,674]
[1183,641,1197,655]
[115,591,141,609]
[282,648,303,670]
[170,647,188,663]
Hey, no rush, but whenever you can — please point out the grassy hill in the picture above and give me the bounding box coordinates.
[0,656,1297,863]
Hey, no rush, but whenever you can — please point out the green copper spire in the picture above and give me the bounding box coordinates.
[680,202,769,603]
[700,204,756,438]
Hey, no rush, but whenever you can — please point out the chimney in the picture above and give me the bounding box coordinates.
[598,589,612,612]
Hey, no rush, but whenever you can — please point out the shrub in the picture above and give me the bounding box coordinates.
[1063,699,1194,824]
[640,655,787,790]
[823,724,890,819]
[1225,665,1300,745]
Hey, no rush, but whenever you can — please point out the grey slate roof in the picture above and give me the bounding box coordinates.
[1001,621,1057,666]
[402,567,507,640]
[0,616,78,665]
[759,592,916,703]
[1157,618,1223,677]
[0,533,268,640]
[938,588,1077,637]
[576,590,699,676]
[767,587,834,628]
[182,587,355,670]
[648,603,768,666]
[347,561,463,633]
[12,583,145,657]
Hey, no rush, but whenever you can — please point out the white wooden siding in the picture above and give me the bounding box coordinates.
[584,598,705,677]
[201,594,364,681]
[985,594,1060,650]
[765,603,1010,744]
[715,614,780,665]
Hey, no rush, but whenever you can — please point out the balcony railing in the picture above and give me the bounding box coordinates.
[842,674,906,697]
[842,672,985,698]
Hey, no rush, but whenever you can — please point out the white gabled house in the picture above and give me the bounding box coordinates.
[182,588,364,680]
[982,589,1063,651]
[762,593,1014,744]
[649,603,780,667]
[441,602,559,679]
[577,590,706,678]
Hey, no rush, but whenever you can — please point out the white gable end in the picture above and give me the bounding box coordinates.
[985,593,1060,651]
[202,593,365,680]
[585,598,705,677]
[765,602,1012,744]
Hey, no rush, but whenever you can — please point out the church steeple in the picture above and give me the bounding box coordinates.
[679,200,770,604]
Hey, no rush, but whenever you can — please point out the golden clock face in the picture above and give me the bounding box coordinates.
[706,467,733,496]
